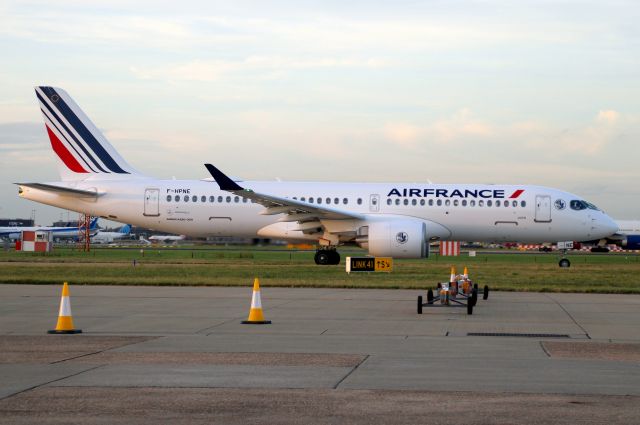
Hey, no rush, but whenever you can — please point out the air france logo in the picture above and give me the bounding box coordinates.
[396,232,409,244]
[387,188,524,199]
[554,199,566,210]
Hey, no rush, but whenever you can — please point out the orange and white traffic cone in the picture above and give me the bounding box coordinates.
[463,266,469,280]
[241,278,271,324]
[449,266,458,297]
[47,282,82,334]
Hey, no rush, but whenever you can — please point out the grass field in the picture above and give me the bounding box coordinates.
[1,246,639,293]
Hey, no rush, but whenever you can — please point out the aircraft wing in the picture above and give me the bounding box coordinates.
[204,164,364,221]
[16,183,104,198]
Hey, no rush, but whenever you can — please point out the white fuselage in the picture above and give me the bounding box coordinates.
[18,178,617,244]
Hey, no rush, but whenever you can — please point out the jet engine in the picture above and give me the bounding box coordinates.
[622,235,640,250]
[357,219,429,258]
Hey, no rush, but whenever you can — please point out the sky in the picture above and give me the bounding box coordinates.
[0,0,639,225]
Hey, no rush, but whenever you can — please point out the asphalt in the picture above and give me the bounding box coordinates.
[1,284,639,424]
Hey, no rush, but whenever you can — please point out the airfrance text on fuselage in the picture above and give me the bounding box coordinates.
[387,188,524,199]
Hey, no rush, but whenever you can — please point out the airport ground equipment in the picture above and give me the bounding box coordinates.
[48,282,82,334]
[417,266,488,315]
[241,278,271,324]
[345,256,393,273]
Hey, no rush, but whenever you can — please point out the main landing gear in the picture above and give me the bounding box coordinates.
[314,249,341,265]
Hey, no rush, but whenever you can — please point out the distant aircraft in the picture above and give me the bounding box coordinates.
[148,234,186,243]
[593,220,640,252]
[0,217,98,240]
[91,224,132,244]
[16,86,619,266]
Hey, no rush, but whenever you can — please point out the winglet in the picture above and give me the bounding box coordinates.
[204,164,244,191]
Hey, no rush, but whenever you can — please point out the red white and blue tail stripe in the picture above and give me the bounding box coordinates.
[35,86,144,181]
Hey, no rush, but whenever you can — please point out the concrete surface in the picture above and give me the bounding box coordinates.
[1,284,639,424]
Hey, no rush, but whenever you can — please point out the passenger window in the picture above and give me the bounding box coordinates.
[357,198,363,205]
[495,200,500,207]
[445,200,450,206]
[387,199,392,205]
[301,197,306,202]
[343,198,348,205]
[479,200,484,207]
[470,200,475,207]
[192,195,197,202]
[437,199,442,206]
[293,197,297,200]
[505,202,509,207]
[184,195,189,202]
[209,196,214,203]
[453,200,459,206]
[200,196,205,202]
[403,199,409,206]
[334,198,339,205]
[243,198,248,203]
[166,195,172,202]
[520,201,526,207]
[317,198,322,204]
[429,199,434,206]
[234,196,239,203]
[462,200,467,207]
[309,198,314,203]
[487,200,492,207]
[218,196,223,202]
[420,199,425,206]
[412,199,417,206]
[326,198,331,204]
[226,196,231,203]
[395,199,400,205]
[174,195,180,202]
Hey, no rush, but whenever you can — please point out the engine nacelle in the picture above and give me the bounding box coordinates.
[623,235,640,250]
[361,220,429,258]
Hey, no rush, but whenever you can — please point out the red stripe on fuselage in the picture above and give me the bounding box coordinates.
[509,189,524,199]
[45,125,88,173]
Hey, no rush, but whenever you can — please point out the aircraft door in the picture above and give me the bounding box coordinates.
[144,188,160,217]
[369,194,380,212]
[534,195,551,222]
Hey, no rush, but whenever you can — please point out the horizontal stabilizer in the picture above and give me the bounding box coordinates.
[16,183,104,198]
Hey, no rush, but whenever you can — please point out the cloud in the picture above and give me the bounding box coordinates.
[130,56,387,82]
[383,109,633,158]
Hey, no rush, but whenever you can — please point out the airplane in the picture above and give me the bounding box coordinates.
[588,220,640,252]
[0,217,98,240]
[91,224,132,244]
[16,86,619,266]
[148,234,186,243]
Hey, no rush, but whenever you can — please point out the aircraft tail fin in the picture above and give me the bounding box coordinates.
[35,86,147,181]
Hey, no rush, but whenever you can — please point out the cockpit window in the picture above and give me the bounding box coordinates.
[569,200,599,211]
[585,202,599,210]
[570,200,586,210]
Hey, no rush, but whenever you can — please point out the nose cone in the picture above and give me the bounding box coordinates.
[598,213,619,238]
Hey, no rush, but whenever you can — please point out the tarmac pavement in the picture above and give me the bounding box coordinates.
[1,284,639,424]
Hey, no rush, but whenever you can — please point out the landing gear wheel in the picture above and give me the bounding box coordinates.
[559,258,571,268]
[483,285,489,300]
[427,289,434,304]
[473,283,478,291]
[330,250,341,265]
[467,301,474,315]
[314,251,331,265]
[417,296,423,314]
[470,288,478,307]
